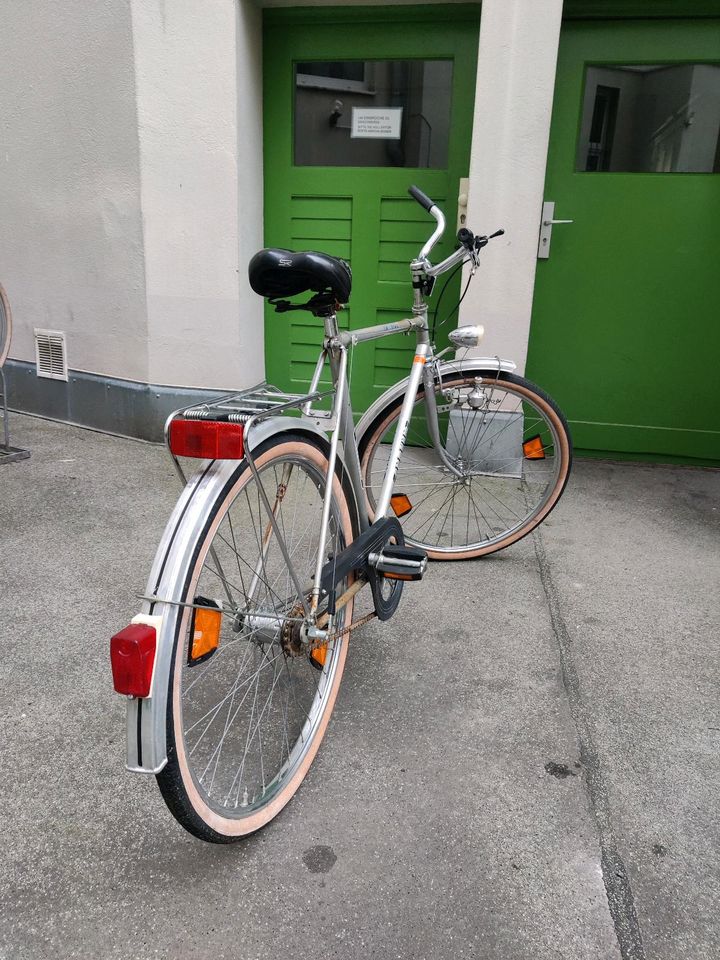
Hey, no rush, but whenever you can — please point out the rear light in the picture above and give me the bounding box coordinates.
[169,419,244,459]
[110,623,157,697]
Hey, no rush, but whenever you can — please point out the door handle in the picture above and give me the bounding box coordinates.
[538,202,573,259]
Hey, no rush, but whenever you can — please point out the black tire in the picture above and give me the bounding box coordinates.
[358,370,572,559]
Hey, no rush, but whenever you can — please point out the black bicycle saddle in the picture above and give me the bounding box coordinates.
[248,248,352,303]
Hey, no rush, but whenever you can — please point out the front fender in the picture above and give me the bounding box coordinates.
[354,356,517,442]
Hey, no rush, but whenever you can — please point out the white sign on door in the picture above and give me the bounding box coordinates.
[351,107,403,140]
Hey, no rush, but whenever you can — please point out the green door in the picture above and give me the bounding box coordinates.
[526,18,720,464]
[262,6,479,410]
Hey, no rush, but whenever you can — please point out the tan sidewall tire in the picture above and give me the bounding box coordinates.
[170,439,354,838]
[0,284,12,368]
[360,374,571,560]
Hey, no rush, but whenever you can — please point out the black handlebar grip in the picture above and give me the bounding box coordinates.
[408,185,435,212]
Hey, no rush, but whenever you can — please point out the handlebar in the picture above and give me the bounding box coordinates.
[408,185,435,213]
[408,184,504,275]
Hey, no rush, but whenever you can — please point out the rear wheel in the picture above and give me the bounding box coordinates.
[157,435,355,842]
[358,370,572,559]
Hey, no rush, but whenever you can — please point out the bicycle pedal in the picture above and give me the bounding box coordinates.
[368,544,428,581]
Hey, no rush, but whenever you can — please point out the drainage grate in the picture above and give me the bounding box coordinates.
[35,329,68,381]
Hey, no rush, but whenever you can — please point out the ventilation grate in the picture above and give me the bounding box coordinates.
[35,329,68,381]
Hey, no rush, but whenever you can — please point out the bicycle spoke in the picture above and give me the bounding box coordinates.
[170,444,352,829]
[361,373,566,555]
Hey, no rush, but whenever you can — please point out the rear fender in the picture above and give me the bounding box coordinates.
[124,415,353,774]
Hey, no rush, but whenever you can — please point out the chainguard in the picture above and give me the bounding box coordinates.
[319,516,428,619]
[319,516,403,595]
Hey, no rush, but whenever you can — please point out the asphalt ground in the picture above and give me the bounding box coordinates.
[1,413,718,960]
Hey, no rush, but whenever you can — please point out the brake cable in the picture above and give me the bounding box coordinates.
[430,257,470,341]
[430,258,474,341]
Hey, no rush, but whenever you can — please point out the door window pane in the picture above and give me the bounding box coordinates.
[576,64,720,173]
[294,60,453,168]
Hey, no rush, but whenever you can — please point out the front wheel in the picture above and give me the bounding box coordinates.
[157,434,356,842]
[358,370,572,559]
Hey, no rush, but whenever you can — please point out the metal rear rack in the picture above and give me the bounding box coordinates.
[163,381,342,610]
[170,381,335,425]
[164,380,337,484]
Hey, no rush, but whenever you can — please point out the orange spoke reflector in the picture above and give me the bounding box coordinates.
[523,435,546,460]
[189,600,222,665]
[390,493,413,518]
[169,419,244,459]
[310,645,328,669]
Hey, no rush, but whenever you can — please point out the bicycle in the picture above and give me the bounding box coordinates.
[110,186,572,843]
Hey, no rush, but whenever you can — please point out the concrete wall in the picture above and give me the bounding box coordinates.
[576,64,720,174]
[682,65,720,173]
[576,67,643,172]
[459,0,564,375]
[130,0,265,391]
[1,0,265,438]
[0,0,148,382]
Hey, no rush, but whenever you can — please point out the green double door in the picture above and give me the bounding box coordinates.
[526,17,720,463]
[262,6,479,411]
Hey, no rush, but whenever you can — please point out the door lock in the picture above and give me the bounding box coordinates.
[538,201,574,259]
[457,177,469,230]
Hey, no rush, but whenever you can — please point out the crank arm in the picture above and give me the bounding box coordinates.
[318,516,403,595]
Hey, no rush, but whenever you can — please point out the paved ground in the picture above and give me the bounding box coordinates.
[1,413,718,960]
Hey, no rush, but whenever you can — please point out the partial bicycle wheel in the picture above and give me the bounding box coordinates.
[157,433,356,842]
[358,369,572,559]
[0,283,12,369]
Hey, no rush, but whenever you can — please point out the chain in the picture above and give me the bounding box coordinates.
[310,610,378,648]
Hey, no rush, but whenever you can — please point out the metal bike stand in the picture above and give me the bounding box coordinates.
[0,366,30,464]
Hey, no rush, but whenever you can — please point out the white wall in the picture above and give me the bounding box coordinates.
[0,0,149,382]
[1,0,265,398]
[459,0,564,374]
[130,0,265,390]
[576,67,643,172]
[679,65,720,172]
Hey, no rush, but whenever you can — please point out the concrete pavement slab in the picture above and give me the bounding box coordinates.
[538,460,720,960]
[2,414,716,959]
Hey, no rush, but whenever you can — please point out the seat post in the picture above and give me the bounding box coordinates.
[322,310,340,341]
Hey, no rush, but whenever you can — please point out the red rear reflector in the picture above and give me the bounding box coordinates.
[110,624,157,697]
[169,419,244,459]
[523,435,545,460]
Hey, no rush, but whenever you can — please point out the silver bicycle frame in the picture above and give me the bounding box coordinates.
[303,202,474,613]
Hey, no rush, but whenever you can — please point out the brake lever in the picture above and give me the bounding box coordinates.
[474,227,505,252]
